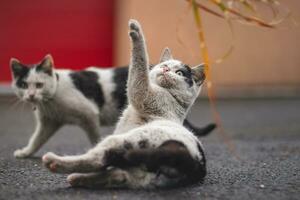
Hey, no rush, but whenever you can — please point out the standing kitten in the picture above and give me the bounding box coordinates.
[10,56,215,158]
[42,19,207,188]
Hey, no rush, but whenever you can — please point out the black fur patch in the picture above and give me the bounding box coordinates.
[70,71,105,108]
[184,78,193,87]
[124,141,133,150]
[36,64,52,76]
[138,139,149,149]
[103,148,133,169]
[112,67,128,110]
[14,67,30,88]
[103,139,206,184]
[55,73,59,81]
[176,64,193,87]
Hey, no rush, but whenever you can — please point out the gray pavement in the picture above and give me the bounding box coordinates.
[0,97,299,200]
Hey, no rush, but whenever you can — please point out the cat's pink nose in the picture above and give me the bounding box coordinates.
[162,66,170,73]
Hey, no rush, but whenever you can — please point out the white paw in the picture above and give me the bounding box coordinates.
[42,152,59,172]
[14,149,31,158]
[67,174,80,186]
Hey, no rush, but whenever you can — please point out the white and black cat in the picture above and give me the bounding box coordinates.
[10,55,215,158]
[42,19,207,188]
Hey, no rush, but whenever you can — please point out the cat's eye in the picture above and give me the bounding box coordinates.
[36,82,44,89]
[20,82,28,89]
[176,70,184,76]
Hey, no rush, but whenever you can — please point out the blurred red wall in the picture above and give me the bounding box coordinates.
[0,0,114,83]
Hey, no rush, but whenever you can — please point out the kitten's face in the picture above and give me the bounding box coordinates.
[149,48,205,98]
[10,55,57,103]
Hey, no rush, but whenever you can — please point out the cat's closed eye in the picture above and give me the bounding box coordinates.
[36,82,44,89]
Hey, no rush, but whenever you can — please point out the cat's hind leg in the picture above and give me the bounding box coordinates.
[67,168,129,188]
[67,167,157,189]
[42,151,102,174]
[42,135,124,173]
[80,116,100,145]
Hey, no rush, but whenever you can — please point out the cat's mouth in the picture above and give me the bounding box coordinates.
[157,73,176,87]
[25,96,41,103]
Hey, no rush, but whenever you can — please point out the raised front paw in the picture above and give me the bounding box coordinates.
[14,148,31,158]
[42,152,61,172]
[128,19,142,40]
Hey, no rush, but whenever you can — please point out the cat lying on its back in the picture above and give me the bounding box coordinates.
[42,19,207,188]
[10,55,215,158]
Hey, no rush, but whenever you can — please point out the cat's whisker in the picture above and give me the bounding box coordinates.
[3,96,19,107]
[8,99,22,111]
[8,97,19,105]
[6,96,19,103]
[21,101,28,113]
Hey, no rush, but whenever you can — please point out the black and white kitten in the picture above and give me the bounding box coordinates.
[10,56,215,158]
[42,19,207,189]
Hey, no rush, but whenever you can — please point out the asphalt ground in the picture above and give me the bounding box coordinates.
[0,97,299,200]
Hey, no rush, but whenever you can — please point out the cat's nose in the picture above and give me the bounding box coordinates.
[162,66,170,73]
[29,94,35,100]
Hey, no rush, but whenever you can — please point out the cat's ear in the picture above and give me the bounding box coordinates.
[10,58,26,78]
[36,54,54,76]
[192,64,205,86]
[159,47,173,63]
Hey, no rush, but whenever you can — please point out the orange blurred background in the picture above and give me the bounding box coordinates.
[114,0,300,98]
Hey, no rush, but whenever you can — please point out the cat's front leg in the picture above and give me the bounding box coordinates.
[128,19,152,108]
[128,19,148,73]
[128,19,145,45]
[14,119,60,158]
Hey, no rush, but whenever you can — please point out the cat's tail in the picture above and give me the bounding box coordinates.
[183,120,216,137]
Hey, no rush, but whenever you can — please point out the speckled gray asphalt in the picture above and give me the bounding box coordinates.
[0,97,299,200]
